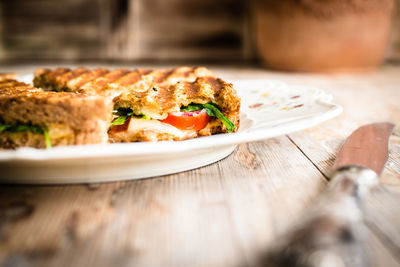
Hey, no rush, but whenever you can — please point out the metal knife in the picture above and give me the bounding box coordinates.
[264,122,395,267]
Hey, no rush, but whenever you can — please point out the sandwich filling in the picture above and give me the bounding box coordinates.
[107,102,236,142]
[0,123,51,148]
[110,102,234,132]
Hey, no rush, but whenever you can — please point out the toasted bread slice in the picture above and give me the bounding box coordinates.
[0,79,113,149]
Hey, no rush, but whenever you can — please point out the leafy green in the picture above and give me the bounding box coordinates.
[111,108,134,129]
[0,124,44,134]
[140,114,151,120]
[110,108,152,129]
[180,102,236,133]
[0,125,8,132]
[43,127,52,149]
[0,123,51,148]
[180,103,203,112]
[110,103,236,133]
[13,125,30,132]
[110,116,128,127]
[114,107,134,117]
[203,103,235,133]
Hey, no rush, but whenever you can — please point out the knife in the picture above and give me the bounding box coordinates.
[264,122,395,267]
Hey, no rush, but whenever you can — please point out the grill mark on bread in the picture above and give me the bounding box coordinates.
[203,77,223,93]
[182,81,202,98]
[56,67,89,84]
[79,69,131,94]
[33,68,71,90]
[67,68,110,90]
[155,86,176,110]
[152,70,174,84]
[46,68,71,80]
[167,66,212,83]
[108,69,152,88]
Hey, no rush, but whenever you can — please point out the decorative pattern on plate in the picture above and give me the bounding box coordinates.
[237,80,337,131]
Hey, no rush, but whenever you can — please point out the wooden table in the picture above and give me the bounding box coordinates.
[0,63,399,267]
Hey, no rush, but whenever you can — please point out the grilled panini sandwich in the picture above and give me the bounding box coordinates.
[0,79,113,149]
[33,67,240,142]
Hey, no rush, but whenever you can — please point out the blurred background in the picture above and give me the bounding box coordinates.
[0,0,399,69]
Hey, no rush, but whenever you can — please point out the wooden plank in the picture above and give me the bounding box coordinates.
[365,186,400,262]
[288,131,400,184]
[0,182,125,264]
[287,132,336,179]
[216,138,328,266]
[289,131,400,267]
[0,136,327,267]
[368,229,400,267]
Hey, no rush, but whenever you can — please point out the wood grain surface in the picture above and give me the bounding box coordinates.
[0,63,399,267]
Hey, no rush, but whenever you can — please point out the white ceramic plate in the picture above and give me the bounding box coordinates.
[0,77,342,184]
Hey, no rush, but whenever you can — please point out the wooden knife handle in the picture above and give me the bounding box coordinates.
[264,166,378,267]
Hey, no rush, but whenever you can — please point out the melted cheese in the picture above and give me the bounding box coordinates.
[48,124,74,139]
[128,119,195,139]
[109,118,197,142]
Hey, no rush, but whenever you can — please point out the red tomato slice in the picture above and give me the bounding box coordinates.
[161,109,211,130]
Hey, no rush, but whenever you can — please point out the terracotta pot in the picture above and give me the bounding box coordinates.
[252,0,395,72]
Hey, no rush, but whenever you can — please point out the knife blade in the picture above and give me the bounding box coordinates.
[263,122,395,267]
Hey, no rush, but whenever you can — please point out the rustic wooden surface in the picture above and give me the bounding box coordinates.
[0,63,399,267]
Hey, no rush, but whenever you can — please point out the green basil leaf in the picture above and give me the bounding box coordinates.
[139,114,151,120]
[180,103,203,112]
[203,106,215,117]
[43,127,51,149]
[115,108,134,116]
[110,116,128,127]
[114,108,145,118]
[0,124,10,132]
[0,124,44,134]
[30,126,44,134]
[203,103,235,133]
[13,125,30,132]
[0,123,51,148]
